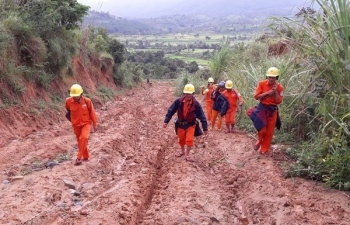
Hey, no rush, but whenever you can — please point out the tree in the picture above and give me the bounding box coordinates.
[137,40,144,49]
[108,39,125,66]
[187,61,199,73]
[22,0,90,33]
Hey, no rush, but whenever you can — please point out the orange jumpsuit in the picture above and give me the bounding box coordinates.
[211,109,223,130]
[65,97,97,160]
[177,98,196,147]
[254,80,284,153]
[202,85,216,123]
[221,89,244,125]
[211,89,225,130]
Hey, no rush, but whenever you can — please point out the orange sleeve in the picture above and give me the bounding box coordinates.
[274,84,284,104]
[254,81,264,100]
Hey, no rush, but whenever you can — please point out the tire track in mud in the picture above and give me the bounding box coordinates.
[133,84,245,224]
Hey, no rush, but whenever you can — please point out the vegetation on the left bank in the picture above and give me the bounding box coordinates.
[0,0,130,106]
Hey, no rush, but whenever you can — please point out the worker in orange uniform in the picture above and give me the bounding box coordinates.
[210,80,226,130]
[220,80,244,133]
[201,77,216,125]
[163,84,208,162]
[250,67,284,155]
[65,84,98,165]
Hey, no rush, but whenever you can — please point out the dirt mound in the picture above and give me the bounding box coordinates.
[0,81,350,225]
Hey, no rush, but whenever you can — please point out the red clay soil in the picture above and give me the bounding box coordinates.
[0,80,350,225]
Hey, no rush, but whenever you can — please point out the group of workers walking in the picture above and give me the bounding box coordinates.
[65,66,283,165]
[201,78,244,133]
[163,66,284,162]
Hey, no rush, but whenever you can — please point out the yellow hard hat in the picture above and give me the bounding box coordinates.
[70,84,83,97]
[208,77,214,83]
[225,80,233,89]
[266,67,279,77]
[183,84,195,94]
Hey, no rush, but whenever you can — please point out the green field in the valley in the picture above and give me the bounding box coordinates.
[115,32,254,68]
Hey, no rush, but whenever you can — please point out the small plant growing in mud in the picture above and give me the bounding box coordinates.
[30,157,45,171]
[55,152,71,163]
[30,157,41,164]
[20,166,33,176]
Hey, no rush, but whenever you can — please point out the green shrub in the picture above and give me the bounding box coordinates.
[113,61,144,88]
[97,86,114,102]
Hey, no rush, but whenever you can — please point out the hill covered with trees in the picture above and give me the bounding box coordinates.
[83,11,157,34]
[82,11,267,35]
[98,0,311,19]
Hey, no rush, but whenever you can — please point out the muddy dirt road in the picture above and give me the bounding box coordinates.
[0,81,349,225]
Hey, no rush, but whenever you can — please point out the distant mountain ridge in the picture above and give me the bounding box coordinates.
[83,0,315,35]
[102,0,313,19]
[83,11,273,35]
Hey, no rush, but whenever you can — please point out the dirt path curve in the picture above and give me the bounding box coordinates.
[0,80,349,225]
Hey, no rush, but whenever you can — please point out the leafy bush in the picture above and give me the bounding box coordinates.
[108,39,126,66]
[113,61,144,88]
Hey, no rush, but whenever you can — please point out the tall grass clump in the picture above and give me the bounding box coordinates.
[267,0,350,190]
[174,71,204,97]
[99,52,114,71]
[209,39,233,82]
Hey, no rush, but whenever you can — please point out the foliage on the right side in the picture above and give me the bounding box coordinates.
[209,0,350,190]
[267,0,350,190]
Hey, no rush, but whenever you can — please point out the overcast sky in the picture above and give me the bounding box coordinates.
[77,0,314,18]
[77,0,176,12]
